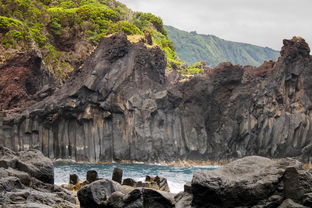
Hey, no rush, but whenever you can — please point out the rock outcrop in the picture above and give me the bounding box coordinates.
[0,34,312,163]
[188,156,312,208]
[0,50,56,112]
[77,180,176,208]
[0,146,77,207]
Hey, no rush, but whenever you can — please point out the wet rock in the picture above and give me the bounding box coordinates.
[107,191,125,208]
[123,178,137,187]
[155,176,170,192]
[145,175,170,192]
[77,179,126,208]
[123,188,143,208]
[87,170,99,183]
[112,167,123,184]
[142,188,175,208]
[69,173,79,185]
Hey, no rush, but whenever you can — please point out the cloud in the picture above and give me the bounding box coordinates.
[118,0,312,50]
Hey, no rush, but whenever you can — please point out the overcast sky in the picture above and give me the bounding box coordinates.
[118,0,312,50]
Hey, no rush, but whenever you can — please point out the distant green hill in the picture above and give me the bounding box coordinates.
[165,25,280,66]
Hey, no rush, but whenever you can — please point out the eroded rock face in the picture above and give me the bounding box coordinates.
[0,50,55,112]
[0,147,77,208]
[0,34,312,163]
[190,156,312,208]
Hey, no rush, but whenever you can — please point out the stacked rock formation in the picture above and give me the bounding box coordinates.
[0,34,311,163]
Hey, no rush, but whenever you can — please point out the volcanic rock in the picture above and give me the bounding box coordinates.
[1,35,312,164]
[77,179,126,208]
[112,167,123,184]
[0,147,76,208]
[191,156,311,208]
[87,170,99,183]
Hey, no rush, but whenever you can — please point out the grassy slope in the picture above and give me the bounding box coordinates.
[165,25,280,66]
[0,0,176,79]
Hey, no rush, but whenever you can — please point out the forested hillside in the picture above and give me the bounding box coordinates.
[165,25,279,66]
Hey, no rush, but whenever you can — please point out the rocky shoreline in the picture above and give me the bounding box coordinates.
[1,146,312,208]
[0,146,77,208]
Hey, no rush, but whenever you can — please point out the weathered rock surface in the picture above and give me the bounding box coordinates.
[1,34,312,163]
[77,181,176,208]
[190,156,312,208]
[0,147,77,208]
[0,50,56,112]
[77,179,127,208]
[112,167,123,184]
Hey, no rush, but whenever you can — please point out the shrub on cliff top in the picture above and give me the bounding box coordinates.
[0,0,183,79]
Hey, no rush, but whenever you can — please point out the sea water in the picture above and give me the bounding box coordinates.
[54,163,219,193]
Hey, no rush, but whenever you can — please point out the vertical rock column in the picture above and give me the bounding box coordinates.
[0,112,3,146]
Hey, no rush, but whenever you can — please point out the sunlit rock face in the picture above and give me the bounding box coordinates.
[1,33,312,163]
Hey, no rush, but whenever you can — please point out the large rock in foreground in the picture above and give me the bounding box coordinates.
[77,179,175,208]
[0,146,77,208]
[191,156,312,208]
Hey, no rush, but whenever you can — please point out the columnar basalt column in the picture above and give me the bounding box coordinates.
[0,112,4,146]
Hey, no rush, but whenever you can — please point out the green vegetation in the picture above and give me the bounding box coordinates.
[165,25,280,67]
[178,62,204,74]
[0,0,177,79]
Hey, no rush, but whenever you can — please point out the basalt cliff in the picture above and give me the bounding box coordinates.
[0,33,312,163]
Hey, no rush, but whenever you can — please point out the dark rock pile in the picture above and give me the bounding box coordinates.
[77,179,175,208]
[0,146,77,207]
[69,167,173,207]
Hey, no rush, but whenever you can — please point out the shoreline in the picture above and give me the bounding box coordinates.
[53,159,228,167]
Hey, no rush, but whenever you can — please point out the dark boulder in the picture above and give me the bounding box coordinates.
[0,146,54,184]
[142,188,175,208]
[112,167,123,184]
[77,179,126,208]
[123,178,137,187]
[77,179,176,208]
[107,191,126,208]
[191,156,311,208]
[87,170,99,183]
[123,188,143,208]
[0,147,76,208]
[69,173,79,185]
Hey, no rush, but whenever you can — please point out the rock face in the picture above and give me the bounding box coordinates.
[0,50,56,112]
[0,146,77,208]
[189,156,312,208]
[0,34,312,163]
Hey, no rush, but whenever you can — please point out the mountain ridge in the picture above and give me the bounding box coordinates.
[165,25,280,66]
